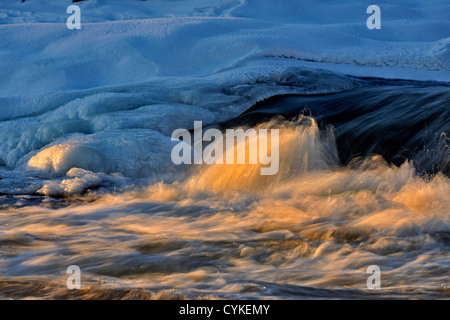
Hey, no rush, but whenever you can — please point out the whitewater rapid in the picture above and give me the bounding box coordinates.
[1,112,449,299]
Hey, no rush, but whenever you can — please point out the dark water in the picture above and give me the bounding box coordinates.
[221,79,450,176]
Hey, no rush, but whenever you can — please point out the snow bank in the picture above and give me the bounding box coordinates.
[1,1,448,99]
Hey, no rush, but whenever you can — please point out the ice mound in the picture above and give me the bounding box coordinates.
[26,129,182,178]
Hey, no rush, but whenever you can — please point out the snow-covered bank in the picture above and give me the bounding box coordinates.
[1,0,449,97]
[1,12,449,98]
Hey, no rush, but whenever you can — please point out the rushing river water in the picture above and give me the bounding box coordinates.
[0,76,449,299]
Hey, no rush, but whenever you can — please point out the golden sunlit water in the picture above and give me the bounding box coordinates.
[1,115,448,299]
